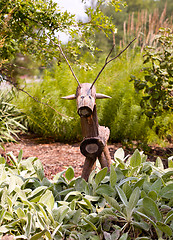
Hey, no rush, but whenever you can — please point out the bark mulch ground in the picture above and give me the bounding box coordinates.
[0,133,172,179]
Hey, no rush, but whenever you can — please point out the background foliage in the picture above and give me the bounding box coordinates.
[14,51,173,144]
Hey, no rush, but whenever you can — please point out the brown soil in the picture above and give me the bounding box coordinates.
[0,133,173,179]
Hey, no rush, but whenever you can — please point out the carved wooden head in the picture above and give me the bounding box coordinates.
[62,83,111,117]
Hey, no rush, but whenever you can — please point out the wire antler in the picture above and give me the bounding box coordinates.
[46,34,81,87]
[90,37,136,90]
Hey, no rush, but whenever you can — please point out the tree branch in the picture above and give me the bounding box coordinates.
[2,77,71,119]
[90,37,136,89]
[46,34,81,87]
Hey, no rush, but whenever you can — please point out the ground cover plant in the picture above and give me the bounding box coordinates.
[0,148,173,239]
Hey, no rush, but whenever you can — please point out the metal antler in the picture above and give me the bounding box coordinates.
[90,37,137,90]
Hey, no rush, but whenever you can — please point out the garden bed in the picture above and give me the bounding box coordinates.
[0,133,172,179]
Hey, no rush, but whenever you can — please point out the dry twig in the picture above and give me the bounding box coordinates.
[90,37,136,89]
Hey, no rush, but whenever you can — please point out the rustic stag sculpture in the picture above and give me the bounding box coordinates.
[50,35,136,181]
[62,82,112,181]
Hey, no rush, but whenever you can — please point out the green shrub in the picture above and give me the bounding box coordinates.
[0,149,173,239]
[14,51,172,143]
[0,90,26,142]
[14,64,81,142]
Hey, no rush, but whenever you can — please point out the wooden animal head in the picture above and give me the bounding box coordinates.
[62,83,111,117]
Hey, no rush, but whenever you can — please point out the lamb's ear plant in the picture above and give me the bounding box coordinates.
[0,148,173,239]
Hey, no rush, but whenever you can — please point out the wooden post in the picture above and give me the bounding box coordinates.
[62,82,112,181]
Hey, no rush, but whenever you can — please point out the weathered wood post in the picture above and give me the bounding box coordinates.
[62,83,112,181]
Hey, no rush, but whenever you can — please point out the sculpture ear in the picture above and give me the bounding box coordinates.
[61,94,76,100]
[96,93,111,99]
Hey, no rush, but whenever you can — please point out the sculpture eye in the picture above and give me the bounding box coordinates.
[81,95,85,99]
[89,96,92,99]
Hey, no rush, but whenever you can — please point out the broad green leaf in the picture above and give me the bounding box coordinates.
[119,232,128,240]
[133,178,145,189]
[7,197,13,210]
[59,188,75,196]
[18,149,23,164]
[130,149,141,167]
[103,231,111,240]
[162,171,173,182]
[90,236,100,240]
[115,186,128,206]
[39,190,54,210]
[30,229,48,240]
[126,187,140,220]
[155,157,164,170]
[122,183,132,199]
[128,166,139,177]
[110,164,117,188]
[25,212,32,238]
[7,151,18,167]
[84,195,100,202]
[160,183,173,199]
[51,223,63,238]
[0,225,10,234]
[83,217,97,231]
[71,209,81,224]
[15,235,28,239]
[33,159,45,181]
[96,184,114,196]
[53,205,69,222]
[165,212,173,224]
[65,166,74,181]
[37,203,50,222]
[168,157,173,168]
[133,221,150,231]
[37,212,47,229]
[150,178,162,193]
[156,222,172,236]
[64,191,82,201]
[98,208,117,216]
[8,175,24,193]
[75,177,89,194]
[143,197,162,221]
[16,208,25,219]
[136,211,157,228]
[0,166,7,183]
[114,148,125,161]
[4,212,13,221]
[141,190,147,198]
[69,199,75,210]
[118,177,138,187]
[14,186,27,200]
[148,190,157,201]
[136,237,150,240]
[113,156,126,169]
[95,167,108,186]
[103,194,121,211]
[27,186,47,202]
[0,208,6,225]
